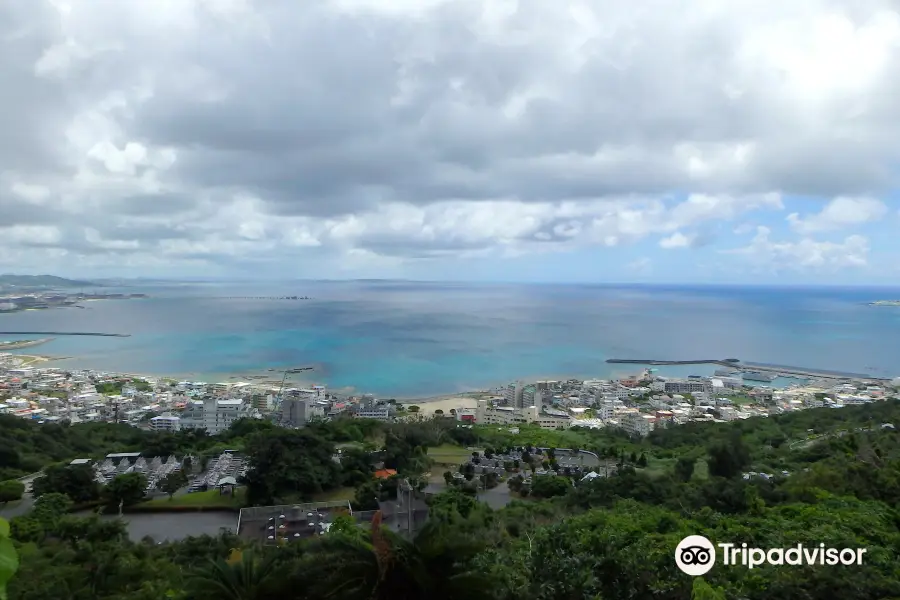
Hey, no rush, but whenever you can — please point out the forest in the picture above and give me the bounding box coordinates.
[2,399,900,599]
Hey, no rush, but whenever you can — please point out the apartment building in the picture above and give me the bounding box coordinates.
[663,379,711,395]
[150,413,181,432]
[504,382,525,407]
[180,397,251,434]
[621,413,657,437]
[475,400,572,429]
[356,406,391,420]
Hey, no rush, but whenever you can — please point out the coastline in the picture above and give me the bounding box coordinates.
[0,337,54,351]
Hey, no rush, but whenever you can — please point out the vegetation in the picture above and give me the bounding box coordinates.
[0,481,24,504]
[139,488,247,510]
[4,400,900,598]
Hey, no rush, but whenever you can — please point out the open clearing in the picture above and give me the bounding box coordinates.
[140,487,246,508]
[427,444,479,465]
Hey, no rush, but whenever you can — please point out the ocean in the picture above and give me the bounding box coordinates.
[1,282,898,397]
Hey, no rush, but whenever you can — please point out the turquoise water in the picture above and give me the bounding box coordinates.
[1,282,898,397]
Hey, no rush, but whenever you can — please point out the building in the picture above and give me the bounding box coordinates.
[475,400,572,429]
[150,413,181,432]
[663,380,710,395]
[281,397,312,427]
[357,406,391,420]
[180,397,251,434]
[621,413,657,437]
[504,382,524,407]
[521,385,537,408]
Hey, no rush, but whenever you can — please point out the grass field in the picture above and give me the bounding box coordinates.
[311,487,356,502]
[643,457,709,480]
[428,444,479,465]
[140,487,246,508]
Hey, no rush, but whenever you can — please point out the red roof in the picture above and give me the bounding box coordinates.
[373,469,397,479]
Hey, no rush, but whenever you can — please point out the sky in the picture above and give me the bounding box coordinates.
[1,0,900,285]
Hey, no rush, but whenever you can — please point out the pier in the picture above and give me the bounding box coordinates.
[606,358,890,382]
[216,296,310,300]
[606,358,740,367]
[0,331,130,337]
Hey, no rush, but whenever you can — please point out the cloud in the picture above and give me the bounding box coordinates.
[724,226,871,271]
[0,0,898,276]
[787,197,889,234]
[659,232,695,249]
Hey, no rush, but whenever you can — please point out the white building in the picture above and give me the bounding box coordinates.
[180,398,251,434]
[621,413,657,437]
[150,413,181,432]
[663,379,710,395]
[357,406,391,420]
[475,400,572,429]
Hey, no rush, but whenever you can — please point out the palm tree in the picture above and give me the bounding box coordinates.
[302,511,493,600]
[188,549,279,600]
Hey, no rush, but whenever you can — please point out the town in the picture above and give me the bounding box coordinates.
[1,351,897,437]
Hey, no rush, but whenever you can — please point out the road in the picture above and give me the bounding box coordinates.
[0,472,42,519]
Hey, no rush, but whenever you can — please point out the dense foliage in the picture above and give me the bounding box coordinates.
[3,400,900,598]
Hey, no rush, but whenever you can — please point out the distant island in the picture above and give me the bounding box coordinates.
[870,300,900,306]
[0,273,99,291]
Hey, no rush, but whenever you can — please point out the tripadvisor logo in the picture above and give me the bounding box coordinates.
[675,535,867,576]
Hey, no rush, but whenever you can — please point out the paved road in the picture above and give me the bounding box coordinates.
[477,481,512,509]
[0,472,42,519]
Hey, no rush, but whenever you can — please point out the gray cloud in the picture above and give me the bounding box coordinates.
[0,0,898,275]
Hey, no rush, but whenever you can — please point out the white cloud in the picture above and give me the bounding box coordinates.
[787,197,889,234]
[659,232,695,249]
[724,226,870,271]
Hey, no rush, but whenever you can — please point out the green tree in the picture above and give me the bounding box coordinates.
[707,433,751,479]
[0,517,19,600]
[530,475,570,499]
[674,456,696,482]
[0,480,24,504]
[188,550,278,600]
[692,578,727,600]
[302,512,494,600]
[31,463,101,503]
[636,453,648,468]
[158,470,188,500]
[104,472,148,508]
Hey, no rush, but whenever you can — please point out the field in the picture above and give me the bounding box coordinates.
[643,457,709,480]
[311,487,356,502]
[473,424,600,450]
[140,487,246,508]
[427,444,479,465]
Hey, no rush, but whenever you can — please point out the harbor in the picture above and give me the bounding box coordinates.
[606,358,891,383]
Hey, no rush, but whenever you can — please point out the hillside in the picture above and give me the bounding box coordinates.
[0,274,98,290]
[4,403,900,599]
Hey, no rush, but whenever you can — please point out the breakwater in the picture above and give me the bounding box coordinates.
[607,358,889,382]
[606,358,740,367]
[216,296,310,300]
[0,331,130,337]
